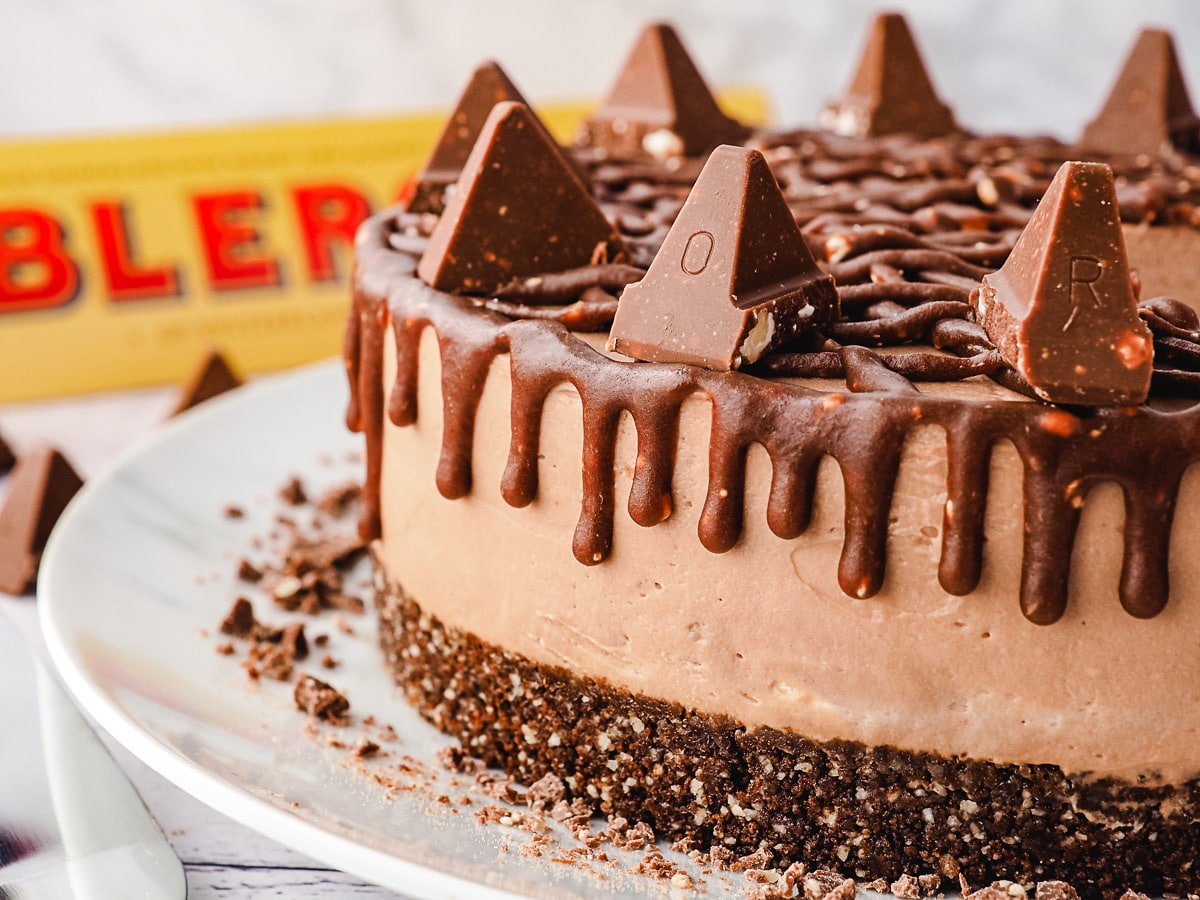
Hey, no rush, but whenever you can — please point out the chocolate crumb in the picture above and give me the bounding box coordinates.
[550,797,593,825]
[324,592,366,614]
[478,774,521,804]
[670,871,696,892]
[731,845,774,872]
[807,869,857,900]
[892,873,922,899]
[215,642,235,656]
[219,597,258,638]
[670,835,699,854]
[633,847,675,880]
[223,504,245,519]
[293,674,349,725]
[965,886,1019,900]
[609,818,655,851]
[708,845,735,871]
[260,530,365,616]
[1036,883,1081,900]
[320,654,338,669]
[279,476,308,506]
[938,856,961,880]
[525,772,566,812]
[247,641,297,681]
[376,724,400,743]
[315,482,361,519]
[236,558,263,583]
[353,738,381,759]
[278,622,309,662]
[436,746,483,774]
[474,804,510,825]
[746,868,781,885]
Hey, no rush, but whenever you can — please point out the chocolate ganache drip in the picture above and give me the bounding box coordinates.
[347,127,1200,625]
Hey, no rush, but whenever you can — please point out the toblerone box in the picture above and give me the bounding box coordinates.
[0,91,767,402]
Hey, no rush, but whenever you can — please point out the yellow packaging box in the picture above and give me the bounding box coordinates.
[0,93,766,402]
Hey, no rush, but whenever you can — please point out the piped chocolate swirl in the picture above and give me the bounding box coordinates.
[349,205,1200,628]
[347,29,1200,627]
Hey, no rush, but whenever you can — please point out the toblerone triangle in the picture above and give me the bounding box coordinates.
[0,431,13,474]
[820,12,957,139]
[409,61,530,214]
[608,144,837,371]
[418,101,624,295]
[0,446,84,594]
[971,161,1153,406]
[579,22,747,157]
[1078,29,1200,157]
[171,347,243,416]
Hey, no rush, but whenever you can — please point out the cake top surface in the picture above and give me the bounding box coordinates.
[348,15,1200,627]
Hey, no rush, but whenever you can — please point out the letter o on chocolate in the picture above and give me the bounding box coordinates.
[681,231,714,275]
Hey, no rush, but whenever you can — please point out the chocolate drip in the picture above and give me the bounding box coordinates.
[765,443,821,541]
[347,121,1200,624]
[939,421,989,596]
[1121,482,1175,619]
[838,425,904,600]
[433,329,497,501]
[626,393,684,529]
[388,317,426,428]
[346,276,386,542]
[1019,464,1082,625]
[700,397,749,554]
[342,296,363,434]
[577,401,620,565]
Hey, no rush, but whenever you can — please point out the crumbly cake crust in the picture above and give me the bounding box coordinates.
[373,559,1200,900]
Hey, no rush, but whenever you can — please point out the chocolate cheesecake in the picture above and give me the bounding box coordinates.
[345,17,1200,897]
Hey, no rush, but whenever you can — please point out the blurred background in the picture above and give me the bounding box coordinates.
[1,0,1198,141]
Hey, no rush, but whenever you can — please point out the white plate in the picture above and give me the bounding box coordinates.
[38,360,723,899]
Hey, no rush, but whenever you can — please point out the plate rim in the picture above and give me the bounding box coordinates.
[36,358,526,900]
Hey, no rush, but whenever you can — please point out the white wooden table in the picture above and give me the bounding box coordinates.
[0,377,408,899]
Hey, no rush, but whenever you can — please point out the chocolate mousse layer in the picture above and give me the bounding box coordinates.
[376,570,1200,899]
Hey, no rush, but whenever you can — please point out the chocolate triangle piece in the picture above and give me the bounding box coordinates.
[0,430,14,474]
[409,61,530,215]
[819,12,957,138]
[172,348,243,416]
[0,446,84,595]
[608,145,838,371]
[1078,29,1200,156]
[971,161,1153,406]
[418,101,625,294]
[578,22,748,158]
